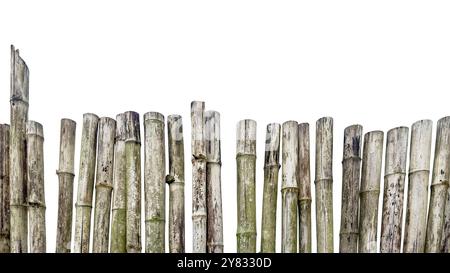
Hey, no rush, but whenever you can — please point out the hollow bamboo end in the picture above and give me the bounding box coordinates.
[144,112,164,123]
[26,121,44,137]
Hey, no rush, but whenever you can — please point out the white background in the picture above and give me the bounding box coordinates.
[0,0,449,253]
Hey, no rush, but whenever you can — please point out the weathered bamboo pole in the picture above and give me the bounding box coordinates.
[0,124,10,253]
[167,115,185,253]
[281,121,299,253]
[260,123,280,253]
[380,127,409,253]
[358,131,384,253]
[125,111,142,253]
[205,111,223,253]
[315,117,333,253]
[403,120,432,253]
[9,45,29,253]
[339,125,363,253]
[298,123,312,253]
[191,101,207,253]
[26,121,45,253]
[92,117,116,253]
[425,116,450,253]
[236,119,257,253]
[144,112,166,253]
[74,113,99,253]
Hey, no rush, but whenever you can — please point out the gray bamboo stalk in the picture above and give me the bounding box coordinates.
[260,123,280,253]
[205,111,223,253]
[191,101,207,253]
[0,124,10,253]
[425,116,450,253]
[125,111,142,253]
[380,127,409,253]
[281,121,299,253]
[315,117,333,253]
[339,125,363,253]
[358,131,384,253]
[167,115,185,253]
[403,120,432,253]
[74,113,99,253]
[26,121,45,253]
[9,45,29,253]
[298,123,312,253]
[92,117,116,253]
[56,119,76,253]
[144,112,166,253]
[236,119,257,253]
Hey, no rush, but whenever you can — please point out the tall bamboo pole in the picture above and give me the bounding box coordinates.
[144,112,166,253]
[167,115,185,253]
[260,123,280,253]
[425,116,450,253]
[92,117,116,253]
[298,123,312,253]
[0,124,10,253]
[205,111,223,253]
[9,45,29,253]
[74,113,99,253]
[339,125,363,253]
[358,131,384,253]
[380,127,409,253]
[315,117,333,253]
[403,120,432,253]
[26,121,45,253]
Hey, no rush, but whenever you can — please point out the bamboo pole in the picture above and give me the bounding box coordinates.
[315,117,333,253]
[298,123,312,253]
[205,111,223,253]
[191,101,207,253]
[0,124,10,253]
[339,125,363,253]
[236,119,257,253]
[260,123,280,253]
[144,112,166,253]
[380,127,409,253]
[358,131,384,253]
[74,113,99,253]
[92,117,116,253]
[425,116,450,253]
[403,120,432,253]
[26,121,45,253]
[167,115,185,253]
[9,45,29,253]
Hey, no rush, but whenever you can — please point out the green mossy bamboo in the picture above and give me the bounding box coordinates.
[298,123,312,253]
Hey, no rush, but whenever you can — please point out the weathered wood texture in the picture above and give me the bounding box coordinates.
[298,123,312,253]
[144,112,166,253]
[205,111,223,253]
[236,119,257,253]
[380,127,409,253]
[0,124,10,253]
[358,131,384,253]
[339,125,362,253]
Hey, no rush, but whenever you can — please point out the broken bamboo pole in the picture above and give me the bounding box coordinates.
[298,123,312,253]
[0,124,10,253]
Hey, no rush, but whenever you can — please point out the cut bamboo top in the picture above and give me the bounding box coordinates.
[315,117,333,181]
[191,101,205,157]
[167,114,185,183]
[236,119,257,155]
[264,123,280,166]
[26,120,45,205]
[115,113,127,141]
[144,112,164,123]
[343,125,363,160]
[409,120,433,173]
[298,122,311,200]
[26,120,44,139]
[282,120,299,188]
[385,127,409,175]
[204,111,221,163]
[431,116,450,186]
[58,118,76,174]
[360,131,384,192]
[96,117,116,187]
[124,111,140,143]
[10,45,29,103]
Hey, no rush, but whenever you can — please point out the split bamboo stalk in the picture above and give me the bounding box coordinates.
[380,127,409,253]
[74,113,99,253]
[260,123,280,253]
[339,125,363,253]
[144,112,166,253]
[425,116,450,253]
[125,111,142,253]
[298,123,312,253]
[9,45,29,253]
[167,115,185,253]
[281,121,299,253]
[26,121,45,253]
[92,117,116,253]
[236,119,257,253]
[403,120,432,253]
[358,131,384,253]
[315,117,334,253]
[191,101,207,253]
[0,124,10,253]
[56,119,76,253]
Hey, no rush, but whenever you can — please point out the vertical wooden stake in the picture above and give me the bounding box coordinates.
[298,123,312,253]
[0,124,10,253]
